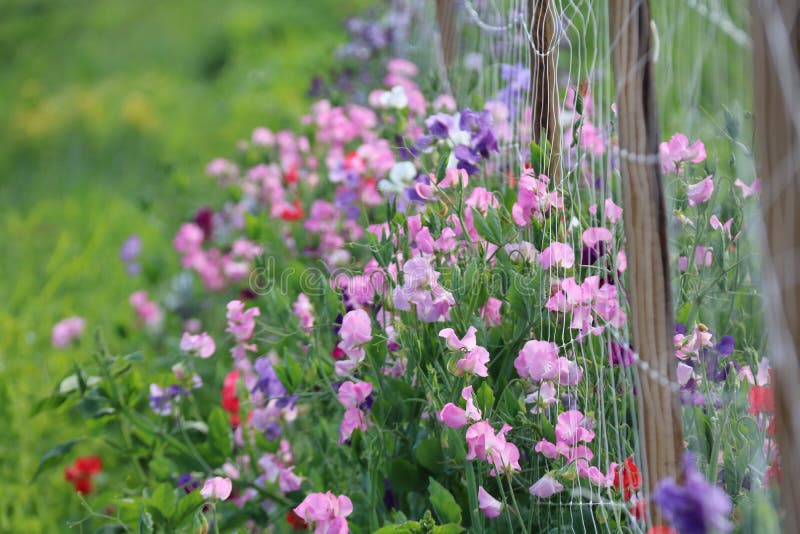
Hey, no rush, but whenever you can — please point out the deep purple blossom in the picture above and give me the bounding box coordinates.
[253,357,288,400]
[653,453,733,534]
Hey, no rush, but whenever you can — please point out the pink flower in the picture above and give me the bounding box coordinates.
[438,167,469,189]
[687,176,714,206]
[515,340,560,381]
[478,486,503,518]
[294,492,353,533]
[200,477,232,500]
[534,439,559,459]
[279,467,303,493]
[130,290,163,328]
[605,198,623,223]
[173,222,204,256]
[734,178,761,198]
[439,326,478,351]
[557,357,583,386]
[529,475,564,498]
[710,215,733,239]
[52,316,86,348]
[180,331,216,358]
[582,227,613,248]
[251,127,275,147]
[538,242,575,269]
[338,309,372,358]
[465,421,521,475]
[293,293,315,332]
[659,133,706,174]
[479,298,503,326]
[456,346,491,377]
[555,410,595,445]
[440,403,468,429]
[337,381,373,410]
[226,300,260,342]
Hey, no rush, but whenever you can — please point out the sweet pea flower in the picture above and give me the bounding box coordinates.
[294,492,353,534]
[455,346,491,377]
[515,340,560,382]
[337,309,373,370]
[709,214,733,239]
[555,410,595,445]
[605,198,623,223]
[582,227,613,248]
[538,242,575,269]
[659,133,706,174]
[479,297,503,326]
[478,486,503,518]
[180,331,216,358]
[687,176,714,206]
[529,475,564,498]
[440,403,469,429]
[200,477,232,501]
[534,439,560,459]
[465,421,521,475]
[279,467,304,493]
[734,178,761,198]
[52,316,86,348]
[439,326,478,351]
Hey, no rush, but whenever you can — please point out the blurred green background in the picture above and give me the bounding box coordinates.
[0,1,368,531]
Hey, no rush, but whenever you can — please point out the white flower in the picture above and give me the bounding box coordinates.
[379,161,417,193]
[378,85,408,109]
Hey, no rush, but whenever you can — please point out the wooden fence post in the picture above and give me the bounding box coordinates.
[436,0,458,68]
[751,0,800,528]
[528,0,562,181]
[609,0,683,527]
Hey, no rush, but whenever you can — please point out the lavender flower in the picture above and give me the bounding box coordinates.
[120,235,142,275]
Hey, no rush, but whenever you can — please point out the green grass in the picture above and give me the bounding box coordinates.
[0,1,369,531]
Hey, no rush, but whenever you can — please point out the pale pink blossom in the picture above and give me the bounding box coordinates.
[479,297,503,326]
[52,316,86,348]
[687,176,714,206]
[515,340,560,381]
[478,486,503,518]
[294,492,353,533]
[200,477,232,500]
[529,475,564,498]
[456,346,491,377]
[659,133,706,174]
[604,198,623,223]
[439,326,478,351]
[734,178,761,198]
[538,242,575,269]
[582,227,613,248]
[180,331,216,358]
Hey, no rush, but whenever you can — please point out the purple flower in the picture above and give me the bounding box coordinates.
[253,357,288,400]
[608,340,634,367]
[653,453,733,534]
[120,235,142,276]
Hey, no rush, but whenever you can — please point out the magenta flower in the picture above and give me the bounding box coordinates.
[659,133,706,174]
[465,420,521,476]
[337,381,373,443]
[439,385,482,428]
[200,476,232,501]
[477,486,503,518]
[225,300,260,342]
[52,316,86,348]
[537,242,575,269]
[180,331,216,359]
[294,492,353,534]
[529,474,564,498]
[687,176,714,206]
[130,290,163,329]
[534,439,559,459]
[514,340,560,382]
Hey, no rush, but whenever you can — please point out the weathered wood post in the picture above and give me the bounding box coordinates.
[435,0,458,68]
[528,0,562,181]
[751,0,800,528]
[609,0,684,526]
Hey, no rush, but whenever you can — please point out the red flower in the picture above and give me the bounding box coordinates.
[64,456,103,494]
[646,527,679,534]
[613,456,641,500]
[280,199,305,222]
[286,509,308,531]
[221,370,241,426]
[748,384,774,415]
[284,165,299,184]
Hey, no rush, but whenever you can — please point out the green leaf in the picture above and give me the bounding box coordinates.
[432,525,465,534]
[428,477,462,525]
[207,406,233,461]
[414,438,444,473]
[174,491,205,526]
[149,482,176,520]
[470,208,494,244]
[32,437,84,481]
[389,458,426,493]
[31,392,70,416]
[476,382,494,414]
